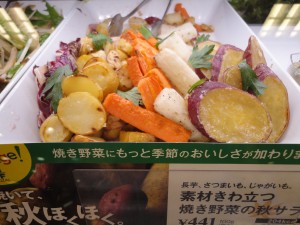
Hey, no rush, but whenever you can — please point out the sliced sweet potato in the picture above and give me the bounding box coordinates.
[218,66,243,89]
[188,81,272,143]
[255,64,290,142]
[211,44,244,81]
[243,35,267,69]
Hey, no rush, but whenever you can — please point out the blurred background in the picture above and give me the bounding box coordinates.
[229,0,300,81]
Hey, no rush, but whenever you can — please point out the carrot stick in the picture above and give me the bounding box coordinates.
[175,3,190,21]
[127,56,144,86]
[145,68,172,88]
[120,29,144,45]
[138,76,163,111]
[103,93,191,142]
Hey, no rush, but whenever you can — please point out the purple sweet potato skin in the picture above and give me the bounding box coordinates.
[98,184,147,224]
[211,44,243,81]
[254,63,277,81]
[188,81,229,138]
[243,36,267,69]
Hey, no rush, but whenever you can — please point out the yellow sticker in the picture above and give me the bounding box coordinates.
[0,144,32,185]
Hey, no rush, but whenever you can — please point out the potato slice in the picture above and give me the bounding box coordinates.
[218,66,243,89]
[119,131,156,142]
[82,61,119,97]
[188,81,272,143]
[83,56,106,68]
[62,75,103,101]
[57,92,106,135]
[76,54,93,72]
[39,114,73,142]
[255,64,290,142]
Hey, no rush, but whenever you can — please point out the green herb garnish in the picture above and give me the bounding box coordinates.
[88,33,112,51]
[117,87,143,106]
[188,79,206,94]
[195,34,210,44]
[45,2,63,27]
[25,2,63,28]
[139,25,153,40]
[239,60,266,96]
[189,45,215,69]
[42,65,73,112]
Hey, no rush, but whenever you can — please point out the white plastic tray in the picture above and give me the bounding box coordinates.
[0,0,299,143]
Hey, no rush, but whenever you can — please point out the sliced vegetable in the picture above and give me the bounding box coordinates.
[188,81,272,143]
[211,44,244,81]
[57,92,106,135]
[243,35,267,69]
[71,135,105,142]
[82,61,119,97]
[158,32,192,63]
[103,93,191,142]
[138,75,164,111]
[255,64,290,143]
[39,114,73,142]
[127,56,144,86]
[174,3,190,20]
[61,74,104,101]
[155,48,199,96]
[218,66,243,89]
[154,88,210,142]
[119,131,156,142]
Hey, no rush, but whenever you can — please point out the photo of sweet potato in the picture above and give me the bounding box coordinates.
[97,184,147,225]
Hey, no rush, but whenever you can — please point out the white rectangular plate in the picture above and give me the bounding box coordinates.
[0,1,77,103]
[0,0,299,143]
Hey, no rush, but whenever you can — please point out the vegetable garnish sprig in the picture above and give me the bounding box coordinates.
[42,65,73,112]
[239,59,266,96]
[188,34,215,69]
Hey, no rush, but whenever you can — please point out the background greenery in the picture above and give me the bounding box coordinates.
[229,0,297,24]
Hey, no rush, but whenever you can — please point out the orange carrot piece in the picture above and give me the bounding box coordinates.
[127,56,144,86]
[145,68,172,88]
[103,93,191,142]
[138,76,163,111]
[175,3,190,20]
[133,38,158,74]
[133,38,158,56]
[120,29,144,45]
[193,23,203,32]
[147,36,158,48]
